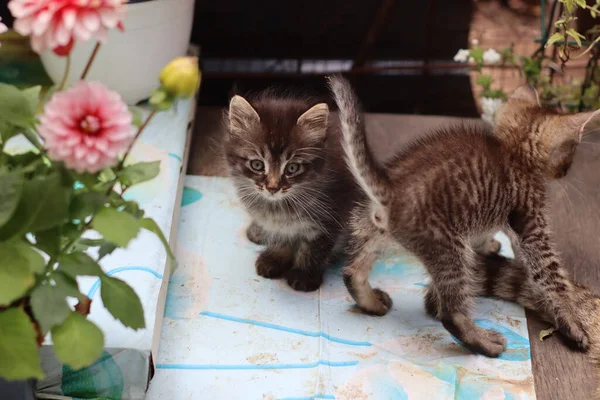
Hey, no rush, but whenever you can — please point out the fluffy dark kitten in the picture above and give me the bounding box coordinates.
[224,91,358,292]
[329,75,599,357]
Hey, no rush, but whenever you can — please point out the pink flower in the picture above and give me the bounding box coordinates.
[8,0,126,54]
[0,17,8,47]
[38,81,135,173]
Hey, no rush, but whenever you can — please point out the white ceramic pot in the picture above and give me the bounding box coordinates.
[39,0,196,105]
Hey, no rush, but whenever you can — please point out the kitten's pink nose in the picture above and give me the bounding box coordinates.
[266,186,279,194]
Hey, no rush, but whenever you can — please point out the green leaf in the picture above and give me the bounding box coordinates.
[0,172,71,240]
[100,276,145,330]
[128,106,144,128]
[123,201,144,219]
[59,252,104,278]
[566,28,585,47]
[98,168,116,183]
[21,86,41,116]
[51,312,104,370]
[0,244,36,306]
[31,285,71,333]
[7,152,42,173]
[14,242,45,274]
[0,171,23,228]
[0,308,44,380]
[576,0,587,8]
[546,32,565,47]
[98,242,118,261]
[34,228,61,257]
[92,208,140,247]
[139,217,176,261]
[475,74,493,88]
[118,161,160,187]
[52,271,82,299]
[0,83,37,128]
[69,191,107,220]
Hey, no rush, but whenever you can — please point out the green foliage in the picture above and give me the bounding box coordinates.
[0,83,177,380]
[0,308,44,380]
[118,161,160,188]
[51,312,104,370]
[101,276,146,330]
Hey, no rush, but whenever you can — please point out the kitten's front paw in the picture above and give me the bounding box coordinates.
[256,251,292,279]
[285,269,323,292]
[246,223,267,245]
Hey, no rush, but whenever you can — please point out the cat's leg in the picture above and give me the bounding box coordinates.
[343,231,391,316]
[421,241,507,357]
[246,221,267,245]
[509,207,589,349]
[285,234,335,292]
[255,244,294,279]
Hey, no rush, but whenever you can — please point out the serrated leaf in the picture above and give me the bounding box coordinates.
[118,161,160,187]
[98,242,118,261]
[69,191,107,220]
[34,228,60,257]
[546,32,565,47]
[0,308,44,380]
[14,242,46,274]
[139,218,175,261]
[0,173,71,240]
[566,28,584,47]
[0,171,23,228]
[92,208,140,247]
[0,244,36,306]
[51,312,104,370]
[52,271,82,299]
[100,276,145,330]
[21,86,41,116]
[0,83,37,128]
[31,285,71,333]
[59,252,104,278]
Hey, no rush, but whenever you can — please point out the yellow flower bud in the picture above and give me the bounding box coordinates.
[159,57,201,98]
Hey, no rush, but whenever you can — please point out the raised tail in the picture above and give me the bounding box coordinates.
[327,75,390,230]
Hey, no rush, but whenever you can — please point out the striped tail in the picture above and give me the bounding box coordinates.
[327,75,390,230]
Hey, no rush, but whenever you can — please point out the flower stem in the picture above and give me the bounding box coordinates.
[80,42,102,80]
[59,54,71,90]
[117,108,158,171]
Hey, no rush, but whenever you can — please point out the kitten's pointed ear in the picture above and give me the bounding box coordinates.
[510,85,541,107]
[228,95,260,135]
[297,103,329,143]
[575,109,600,136]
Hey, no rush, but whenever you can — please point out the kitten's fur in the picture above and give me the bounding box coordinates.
[224,91,358,291]
[329,75,600,357]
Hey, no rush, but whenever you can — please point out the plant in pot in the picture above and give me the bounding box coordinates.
[0,0,199,393]
[454,0,600,125]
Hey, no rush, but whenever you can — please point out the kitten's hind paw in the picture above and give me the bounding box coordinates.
[442,316,507,358]
[285,269,323,292]
[359,288,393,317]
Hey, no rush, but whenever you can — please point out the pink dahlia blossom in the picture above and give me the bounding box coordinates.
[8,0,126,54]
[0,17,8,47]
[38,81,135,173]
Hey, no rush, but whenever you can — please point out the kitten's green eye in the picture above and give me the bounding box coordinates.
[285,162,300,175]
[250,160,264,172]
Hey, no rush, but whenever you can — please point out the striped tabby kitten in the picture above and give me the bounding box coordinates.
[224,91,357,292]
[329,75,599,357]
